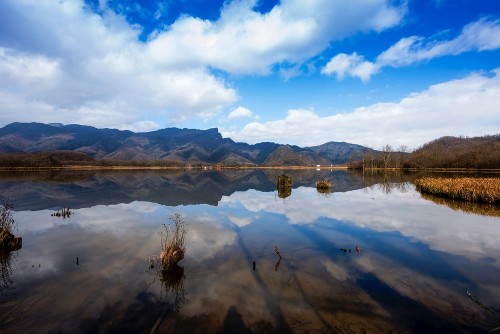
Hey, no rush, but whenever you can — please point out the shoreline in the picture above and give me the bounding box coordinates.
[0,165,499,172]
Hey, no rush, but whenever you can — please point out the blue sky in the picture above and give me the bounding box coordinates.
[0,0,499,149]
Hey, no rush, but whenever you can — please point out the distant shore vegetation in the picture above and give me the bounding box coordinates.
[0,151,187,169]
[348,135,499,170]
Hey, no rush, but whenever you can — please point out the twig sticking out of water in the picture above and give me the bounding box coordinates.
[467,290,496,314]
[51,207,72,219]
[275,246,282,259]
[275,257,281,272]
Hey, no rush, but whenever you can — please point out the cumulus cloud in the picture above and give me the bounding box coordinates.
[0,1,237,130]
[222,69,500,148]
[321,52,379,82]
[228,106,254,120]
[146,0,407,74]
[323,17,500,81]
[0,0,406,129]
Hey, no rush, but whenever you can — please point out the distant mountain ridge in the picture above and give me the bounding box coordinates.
[0,122,372,165]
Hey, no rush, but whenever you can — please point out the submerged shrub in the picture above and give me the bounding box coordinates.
[277,174,292,199]
[0,196,21,251]
[159,214,187,272]
[316,179,332,190]
[316,179,333,195]
[277,174,292,188]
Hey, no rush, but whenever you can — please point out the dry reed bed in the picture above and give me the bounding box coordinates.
[414,177,500,204]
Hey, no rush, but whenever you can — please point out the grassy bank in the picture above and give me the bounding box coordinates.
[414,177,500,204]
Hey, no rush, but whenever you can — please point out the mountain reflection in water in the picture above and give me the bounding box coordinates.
[0,170,499,333]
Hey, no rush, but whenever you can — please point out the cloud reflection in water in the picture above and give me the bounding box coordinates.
[1,182,499,333]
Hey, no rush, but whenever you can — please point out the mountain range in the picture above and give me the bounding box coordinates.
[0,122,372,165]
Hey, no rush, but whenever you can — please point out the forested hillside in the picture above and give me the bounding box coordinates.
[407,135,500,169]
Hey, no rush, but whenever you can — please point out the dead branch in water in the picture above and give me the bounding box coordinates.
[275,246,282,259]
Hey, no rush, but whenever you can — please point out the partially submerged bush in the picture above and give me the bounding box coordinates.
[277,174,292,199]
[0,197,21,252]
[415,177,500,204]
[316,179,332,189]
[277,174,292,188]
[316,179,332,194]
[146,214,188,311]
[0,201,14,234]
[159,214,187,272]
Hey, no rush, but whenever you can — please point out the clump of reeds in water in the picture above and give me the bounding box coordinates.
[414,177,500,204]
[159,214,187,273]
[316,179,332,194]
[277,174,292,199]
[0,197,21,252]
[51,207,72,219]
[146,215,188,313]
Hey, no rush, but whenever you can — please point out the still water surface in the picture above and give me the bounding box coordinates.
[1,170,499,333]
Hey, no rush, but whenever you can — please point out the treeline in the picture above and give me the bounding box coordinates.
[348,144,410,169]
[405,135,500,169]
[349,135,500,169]
[91,159,187,168]
[0,151,93,167]
[0,151,187,168]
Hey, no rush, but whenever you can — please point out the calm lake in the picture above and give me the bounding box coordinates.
[1,169,499,333]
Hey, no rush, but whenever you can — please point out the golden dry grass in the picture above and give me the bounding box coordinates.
[159,214,186,272]
[277,174,292,188]
[414,177,500,204]
[0,201,14,246]
[277,174,292,199]
[316,179,332,190]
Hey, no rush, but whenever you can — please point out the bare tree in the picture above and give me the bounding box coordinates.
[397,145,408,169]
[381,144,393,169]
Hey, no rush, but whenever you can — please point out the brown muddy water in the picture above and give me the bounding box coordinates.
[0,169,499,333]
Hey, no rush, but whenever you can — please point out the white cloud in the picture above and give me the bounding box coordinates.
[146,0,407,74]
[228,106,254,120]
[321,53,379,82]
[323,17,500,81]
[0,1,238,129]
[222,69,500,148]
[0,0,406,129]
[377,18,500,67]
